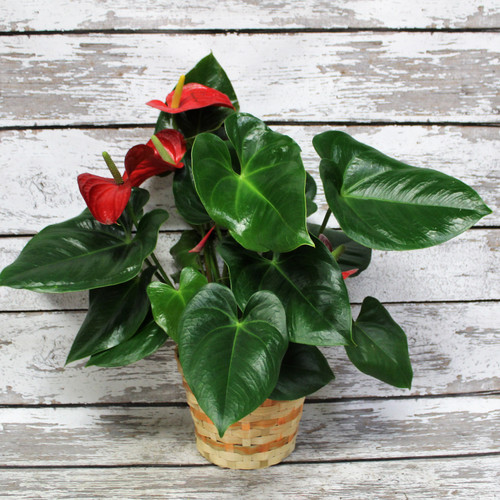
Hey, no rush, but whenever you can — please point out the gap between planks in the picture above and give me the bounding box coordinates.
[1,28,500,36]
[1,226,499,239]
[1,389,500,409]
[2,121,500,132]
[0,297,499,314]
[1,451,500,469]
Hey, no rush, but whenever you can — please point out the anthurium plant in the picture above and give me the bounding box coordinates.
[0,54,491,437]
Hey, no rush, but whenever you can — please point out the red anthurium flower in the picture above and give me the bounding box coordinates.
[147,83,234,115]
[189,226,216,253]
[124,129,186,186]
[78,173,132,225]
[78,130,185,226]
[342,269,358,279]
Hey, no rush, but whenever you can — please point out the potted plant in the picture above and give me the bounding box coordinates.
[0,54,491,470]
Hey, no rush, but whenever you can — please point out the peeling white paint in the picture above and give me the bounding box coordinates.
[0,1,499,31]
[0,33,498,126]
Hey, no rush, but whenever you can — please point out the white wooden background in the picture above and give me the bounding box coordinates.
[1,1,499,498]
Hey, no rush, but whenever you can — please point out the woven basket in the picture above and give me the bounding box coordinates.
[176,353,305,469]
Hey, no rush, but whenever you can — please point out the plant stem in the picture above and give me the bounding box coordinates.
[204,239,221,283]
[203,251,213,282]
[318,209,332,236]
[198,226,213,283]
[145,258,167,283]
[150,252,174,288]
[221,262,230,287]
[210,242,222,283]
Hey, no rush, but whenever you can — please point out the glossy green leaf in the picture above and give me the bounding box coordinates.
[86,321,168,367]
[218,235,352,346]
[308,223,372,275]
[345,296,413,389]
[148,267,208,343]
[172,156,211,225]
[305,172,318,216]
[192,113,313,253]
[169,230,204,281]
[313,131,492,250]
[155,53,239,138]
[270,343,334,400]
[66,267,156,364]
[0,209,169,292]
[179,284,288,436]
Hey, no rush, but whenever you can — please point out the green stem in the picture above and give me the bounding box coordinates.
[221,262,230,287]
[150,252,174,288]
[205,240,221,283]
[211,243,222,283]
[203,251,213,282]
[318,209,332,236]
[145,258,167,283]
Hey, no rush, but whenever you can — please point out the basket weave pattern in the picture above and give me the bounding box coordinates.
[177,357,305,469]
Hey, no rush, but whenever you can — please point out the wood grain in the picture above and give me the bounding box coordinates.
[0,302,498,404]
[1,229,497,311]
[1,33,498,126]
[1,0,499,31]
[0,125,496,235]
[1,396,498,465]
[2,456,500,499]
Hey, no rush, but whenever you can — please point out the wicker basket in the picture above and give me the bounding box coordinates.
[176,353,305,469]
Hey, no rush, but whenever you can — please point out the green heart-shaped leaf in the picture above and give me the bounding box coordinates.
[345,296,413,389]
[192,113,313,253]
[148,267,208,343]
[0,209,169,292]
[270,343,334,400]
[155,53,239,138]
[179,284,288,436]
[308,223,372,275]
[313,131,492,250]
[218,235,352,346]
[66,267,157,364]
[86,321,168,367]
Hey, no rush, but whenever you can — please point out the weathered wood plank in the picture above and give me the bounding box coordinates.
[2,456,500,499]
[1,33,498,126]
[1,229,497,311]
[2,0,499,31]
[0,126,497,235]
[0,302,498,404]
[0,396,498,465]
